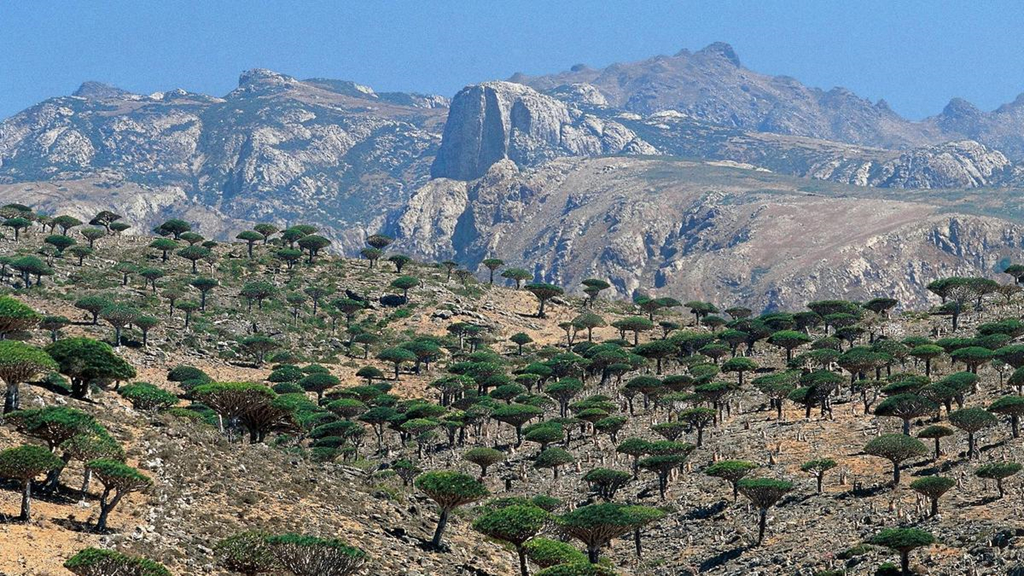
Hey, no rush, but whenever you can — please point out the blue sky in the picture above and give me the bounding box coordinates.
[3,1,1024,120]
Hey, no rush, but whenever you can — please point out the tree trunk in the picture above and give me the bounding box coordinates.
[431,508,449,547]
[757,509,767,545]
[80,468,92,502]
[20,480,31,520]
[892,461,901,485]
[518,547,529,576]
[3,382,19,414]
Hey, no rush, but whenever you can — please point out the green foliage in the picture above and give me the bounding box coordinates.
[45,234,77,253]
[265,533,366,576]
[472,503,548,546]
[501,268,534,288]
[46,337,135,396]
[867,528,935,553]
[167,365,210,384]
[556,502,653,561]
[214,531,279,575]
[975,462,1023,482]
[88,459,152,492]
[464,447,506,476]
[535,447,575,472]
[705,460,758,496]
[524,283,564,317]
[119,382,178,411]
[0,444,63,481]
[415,470,489,510]
[0,340,57,383]
[800,458,837,474]
[874,394,937,433]
[64,548,171,576]
[948,407,998,433]
[990,395,1024,416]
[535,564,618,576]
[864,434,927,484]
[524,537,588,568]
[0,296,41,335]
[909,476,954,509]
[298,372,340,398]
[583,467,632,500]
[768,330,812,354]
[7,406,97,449]
[737,478,793,509]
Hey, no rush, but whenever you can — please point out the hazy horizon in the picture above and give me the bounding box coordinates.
[4,1,1024,120]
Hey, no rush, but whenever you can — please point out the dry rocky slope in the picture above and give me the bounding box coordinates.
[396,156,1024,308]
[2,229,1024,575]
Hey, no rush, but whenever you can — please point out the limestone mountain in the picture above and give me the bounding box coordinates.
[511,42,1024,164]
[509,42,939,149]
[0,68,447,252]
[430,44,1017,189]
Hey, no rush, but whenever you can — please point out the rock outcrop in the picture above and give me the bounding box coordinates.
[430,82,654,180]
[789,139,1011,188]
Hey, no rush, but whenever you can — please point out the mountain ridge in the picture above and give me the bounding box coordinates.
[3,44,1024,308]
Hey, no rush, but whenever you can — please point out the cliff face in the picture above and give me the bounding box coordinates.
[396,157,1024,310]
[430,82,654,180]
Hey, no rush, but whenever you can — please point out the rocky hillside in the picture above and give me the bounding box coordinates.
[396,157,1024,309]
[3,219,1024,575]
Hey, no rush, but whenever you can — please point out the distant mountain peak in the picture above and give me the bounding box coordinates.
[696,42,740,66]
[942,97,981,116]
[73,81,135,100]
[237,68,296,89]
[303,78,377,98]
